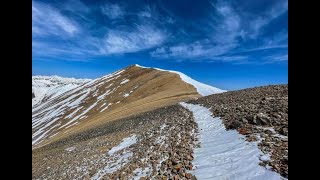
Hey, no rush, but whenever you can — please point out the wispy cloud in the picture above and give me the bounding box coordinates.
[102,25,166,54]
[101,3,124,19]
[211,2,241,45]
[150,0,287,64]
[32,1,79,37]
[151,41,232,60]
[151,1,241,60]
[139,6,152,18]
[32,0,287,64]
[246,1,288,39]
[265,54,288,63]
[32,1,167,60]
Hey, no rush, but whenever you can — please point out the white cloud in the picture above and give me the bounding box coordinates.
[150,42,235,60]
[32,1,78,37]
[101,4,124,19]
[32,1,167,59]
[266,54,288,62]
[235,44,288,54]
[139,8,152,18]
[101,25,166,54]
[151,0,287,63]
[246,1,288,39]
[213,4,241,45]
[151,1,241,60]
[211,56,248,62]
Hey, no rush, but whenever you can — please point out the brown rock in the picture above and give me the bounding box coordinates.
[186,164,193,170]
[185,173,192,179]
[174,175,180,180]
[191,175,197,180]
[239,128,248,135]
[175,164,182,172]
[171,158,179,165]
[186,155,193,161]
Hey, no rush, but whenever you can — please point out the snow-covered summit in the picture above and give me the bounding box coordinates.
[134,64,226,96]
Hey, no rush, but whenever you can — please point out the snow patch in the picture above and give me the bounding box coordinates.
[120,79,130,85]
[260,155,271,162]
[91,152,133,180]
[100,103,112,112]
[133,167,151,179]
[108,135,137,155]
[65,146,76,152]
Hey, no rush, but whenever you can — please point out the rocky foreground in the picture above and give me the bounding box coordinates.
[33,105,199,179]
[32,84,288,179]
[189,84,288,178]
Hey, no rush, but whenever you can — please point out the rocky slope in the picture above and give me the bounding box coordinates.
[33,104,199,180]
[189,85,288,178]
[32,75,90,107]
[32,65,224,149]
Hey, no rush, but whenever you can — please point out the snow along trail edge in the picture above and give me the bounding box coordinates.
[179,102,285,180]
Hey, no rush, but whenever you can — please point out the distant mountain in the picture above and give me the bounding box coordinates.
[32,75,90,107]
[32,65,224,148]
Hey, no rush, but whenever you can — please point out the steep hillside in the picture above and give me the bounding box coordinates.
[32,65,224,149]
[32,76,90,107]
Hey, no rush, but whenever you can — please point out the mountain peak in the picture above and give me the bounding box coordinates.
[32,65,225,148]
[132,64,226,96]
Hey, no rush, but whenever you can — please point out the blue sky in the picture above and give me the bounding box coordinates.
[32,0,288,90]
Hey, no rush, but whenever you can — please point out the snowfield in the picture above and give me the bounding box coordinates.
[180,102,284,180]
[32,75,90,107]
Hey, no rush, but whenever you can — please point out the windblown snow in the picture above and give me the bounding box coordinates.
[92,134,138,180]
[180,102,284,180]
[32,71,123,146]
[32,75,90,107]
[108,135,137,155]
[135,64,225,96]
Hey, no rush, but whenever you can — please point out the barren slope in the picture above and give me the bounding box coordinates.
[32,65,223,149]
